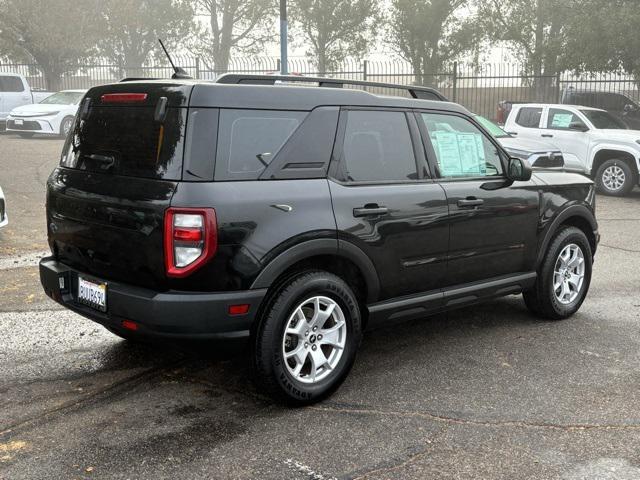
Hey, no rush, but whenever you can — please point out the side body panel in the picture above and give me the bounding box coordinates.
[169,179,338,292]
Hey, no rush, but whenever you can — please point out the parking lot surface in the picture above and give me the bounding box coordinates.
[1,133,639,479]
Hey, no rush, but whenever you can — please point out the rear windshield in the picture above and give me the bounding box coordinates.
[61,105,186,180]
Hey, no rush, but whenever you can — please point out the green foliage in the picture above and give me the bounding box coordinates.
[289,0,380,73]
[98,0,194,74]
[0,0,102,90]
[387,0,477,85]
[190,0,276,72]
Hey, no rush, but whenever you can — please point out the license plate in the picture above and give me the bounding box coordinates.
[77,276,107,312]
[14,119,23,125]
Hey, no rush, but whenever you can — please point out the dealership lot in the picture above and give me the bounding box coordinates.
[0,134,639,479]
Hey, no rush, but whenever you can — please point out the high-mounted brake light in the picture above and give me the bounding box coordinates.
[164,208,217,278]
[101,93,148,104]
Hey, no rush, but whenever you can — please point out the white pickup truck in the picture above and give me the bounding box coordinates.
[0,73,52,125]
[505,103,640,196]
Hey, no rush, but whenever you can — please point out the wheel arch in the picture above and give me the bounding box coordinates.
[250,239,380,305]
[591,147,638,180]
[537,205,598,266]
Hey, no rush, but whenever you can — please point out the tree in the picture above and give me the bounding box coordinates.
[97,0,195,77]
[476,0,573,98]
[564,0,640,84]
[289,0,380,74]
[388,0,476,86]
[0,0,101,90]
[191,0,276,73]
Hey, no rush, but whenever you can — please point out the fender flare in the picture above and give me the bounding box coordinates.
[536,204,598,265]
[250,238,380,303]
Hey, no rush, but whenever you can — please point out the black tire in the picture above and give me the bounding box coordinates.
[595,159,636,197]
[253,270,362,405]
[18,132,34,139]
[524,226,592,320]
[59,116,75,138]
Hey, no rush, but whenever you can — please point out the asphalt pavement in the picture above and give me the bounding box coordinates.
[1,133,639,480]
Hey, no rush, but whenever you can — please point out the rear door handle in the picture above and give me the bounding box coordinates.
[541,134,554,138]
[353,204,389,217]
[457,198,484,208]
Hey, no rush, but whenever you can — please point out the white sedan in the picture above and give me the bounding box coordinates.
[6,90,86,138]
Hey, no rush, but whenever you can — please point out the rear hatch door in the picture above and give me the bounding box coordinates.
[47,82,192,289]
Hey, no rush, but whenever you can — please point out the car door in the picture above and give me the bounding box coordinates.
[328,108,450,301]
[542,107,591,173]
[417,111,539,287]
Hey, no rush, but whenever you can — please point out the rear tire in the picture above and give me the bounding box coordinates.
[595,159,635,196]
[253,270,362,405]
[524,226,592,320]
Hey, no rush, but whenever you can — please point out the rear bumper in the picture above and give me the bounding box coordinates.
[39,257,266,340]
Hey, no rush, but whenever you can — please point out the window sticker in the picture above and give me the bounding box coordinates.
[431,131,485,177]
[551,113,573,128]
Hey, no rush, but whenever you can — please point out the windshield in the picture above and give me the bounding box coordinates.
[580,109,628,129]
[39,91,85,105]
[474,115,509,138]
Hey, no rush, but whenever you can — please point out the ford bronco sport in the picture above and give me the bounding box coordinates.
[40,75,599,404]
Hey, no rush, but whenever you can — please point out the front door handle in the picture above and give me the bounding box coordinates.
[541,134,554,138]
[457,197,484,208]
[353,204,389,217]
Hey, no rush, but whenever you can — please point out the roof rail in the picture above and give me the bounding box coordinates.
[215,74,448,102]
[120,77,161,82]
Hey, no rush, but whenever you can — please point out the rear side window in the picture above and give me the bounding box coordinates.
[0,76,24,92]
[215,109,306,181]
[338,110,417,183]
[515,107,542,128]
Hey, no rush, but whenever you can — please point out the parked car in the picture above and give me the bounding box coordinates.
[0,73,53,127]
[561,88,640,130]
[40,75,599,404]
[6,90,86,138]
[505,103,640,196]
[474,114,564,169]
[0,185,7,228]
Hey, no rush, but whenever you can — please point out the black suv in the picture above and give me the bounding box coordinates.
[40,75,599,404]
[562,88,640,129]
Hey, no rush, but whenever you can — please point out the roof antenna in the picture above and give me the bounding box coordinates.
[158,38,192,79]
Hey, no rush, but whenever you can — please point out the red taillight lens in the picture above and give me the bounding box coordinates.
[101,93,148,104]
[164,208,217,278]
[228,304,250,316]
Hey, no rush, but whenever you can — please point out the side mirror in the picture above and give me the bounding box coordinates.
[507,157,532,182]
[568,122,589,132]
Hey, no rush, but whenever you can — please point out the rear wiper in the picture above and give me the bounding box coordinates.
[87,154,116,171]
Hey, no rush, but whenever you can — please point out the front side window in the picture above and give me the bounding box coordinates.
[215,109,306,181]
[339,110,417,183]
[547,108,588,130]
[515,107,543,128]
[421,113,503,178]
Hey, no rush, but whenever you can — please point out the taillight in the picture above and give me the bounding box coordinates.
[101,93,148,104]
[164,208,217,278]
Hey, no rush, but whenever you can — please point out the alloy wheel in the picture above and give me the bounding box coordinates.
[553,243,585,305]
[281,296,347,384]
[602,165,626,191]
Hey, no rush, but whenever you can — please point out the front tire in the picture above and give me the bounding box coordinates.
[524,226,592,320]
[253,271,362,405]
[595,159,635,196]
[59,116,74,138]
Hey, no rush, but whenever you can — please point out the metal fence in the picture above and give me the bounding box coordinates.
[2,57,639,121]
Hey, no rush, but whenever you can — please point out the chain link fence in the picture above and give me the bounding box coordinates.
[2,57,639,121]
